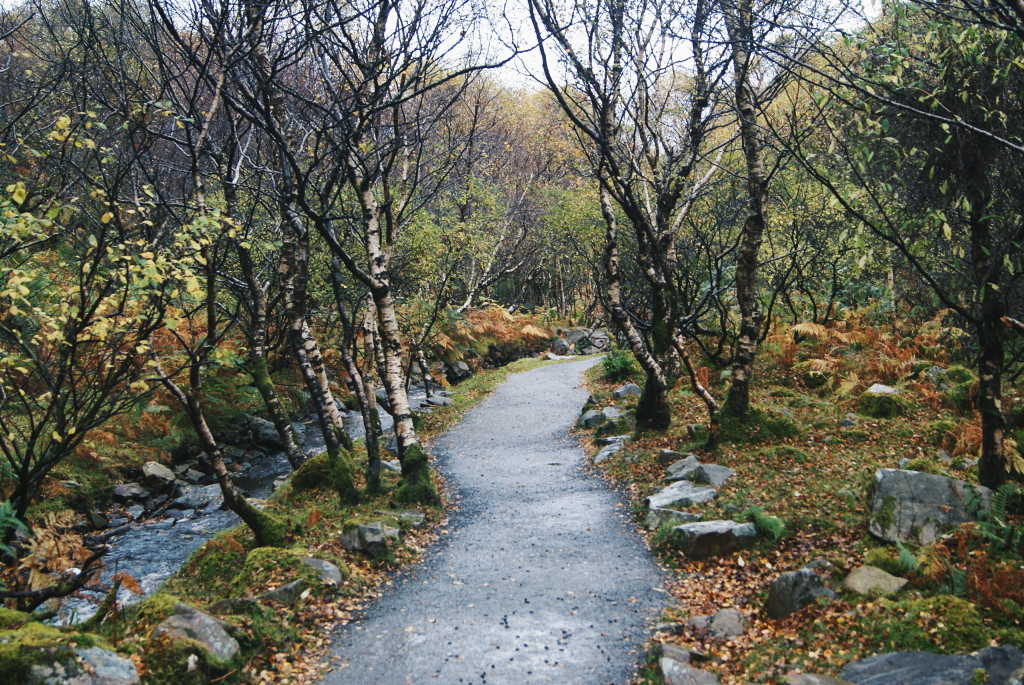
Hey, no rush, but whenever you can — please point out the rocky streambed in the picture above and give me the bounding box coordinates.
[59,388,447,625]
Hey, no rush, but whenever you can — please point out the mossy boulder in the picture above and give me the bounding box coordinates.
[0,608,33,630]
[291,453,331,491]
[0,622,125,684]
[596,408,636,437]
[229,546,326,597]
[857,389,910,419]
[943,379,977,414]
[925,419,958,447]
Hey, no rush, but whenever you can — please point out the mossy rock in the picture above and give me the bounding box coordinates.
[143,633,223,685]
[856,595,988,654]
[0,622,110,683]
[944,365,977,385]
[763,445,811,463]
[0,608,33,630]
[596,411,636,437]
[943,380,977,414]
[863,547,904,577]
[229,546,324,597]
[291,453,331,491]
[857,391,910,419]
[903,458,943,475]
[926,419,958,447]
[172,534,249,601]
[719,406,802,444]
[123,592,181,628]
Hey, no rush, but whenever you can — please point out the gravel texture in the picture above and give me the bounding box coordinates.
[321,358,665,685]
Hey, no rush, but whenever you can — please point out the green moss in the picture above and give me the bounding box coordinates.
[864,547,904,576]
[856,596,988,654]
[904,458,943,475]
[229,546,323,597]
[844,429,870,442]
[874,495,898,534]
[0,623,107,682]
[395,443,441,506]
[745,507,786,541]
[328,448,360,505]
[596,410,636,437]
[0,608,33,630]
[926,419,958,446]
[143,633,224,685]
[719,406,802,444]
[945,365,977,385]
[943,380,977,414]
[857,391,910,419]
[291,453,331,491]
[167,534,248,601]
[764,445,811,463]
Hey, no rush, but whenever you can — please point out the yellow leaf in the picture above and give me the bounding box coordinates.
[51,431,62,443]
[101,212,114,224]
[10,182,26,205]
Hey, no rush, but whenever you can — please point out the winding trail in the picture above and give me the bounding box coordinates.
[321,358,665,685]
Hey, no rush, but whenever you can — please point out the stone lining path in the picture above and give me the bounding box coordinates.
[320,358,665,685]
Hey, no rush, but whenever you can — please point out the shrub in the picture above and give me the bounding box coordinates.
[602,349,639,383]
[926,419,958,447]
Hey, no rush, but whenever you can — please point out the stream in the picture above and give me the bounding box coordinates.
[58,388,440,625]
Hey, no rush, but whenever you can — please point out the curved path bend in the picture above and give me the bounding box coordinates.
[322,358,665,685]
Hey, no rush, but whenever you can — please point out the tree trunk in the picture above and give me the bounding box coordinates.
[279,220,359,504]
[599,185,671,430]
[723,0,767,418]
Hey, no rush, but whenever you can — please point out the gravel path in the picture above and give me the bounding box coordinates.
[321,358,665,685]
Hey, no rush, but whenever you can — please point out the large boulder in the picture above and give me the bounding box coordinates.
[868,468,991,545]
[764,568,836,619]
[646,481,718,510]
[672,521,756,560]
[839,646,1024,685]
[155,602,240,663]
[840,566,907,597]
[577,410,605,430]
[551,337,571,355]
[593,443,624,465]
[300,556,345,585]
[664,456,701,483]
[28,646,140,685]
[141,462,176,491]
[595,407,635,437]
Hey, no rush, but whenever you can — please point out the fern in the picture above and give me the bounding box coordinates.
[974,484,1024,554]
[943,565,968,597]
[0,501,27,559]
[895,540,919,574]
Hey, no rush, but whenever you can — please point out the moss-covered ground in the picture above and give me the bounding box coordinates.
[581,312,1024,684]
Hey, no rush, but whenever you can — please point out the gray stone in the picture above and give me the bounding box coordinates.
[841,418,857,428]
[646,481,718,510]
[765,569,836,619]
[646,508,702,530]
[300,557,344,584]
[170,484,221,510]
[687,615,710,630]
[708,608,748,639]
[654,643,705,663]
[613,383,642,399]
[126,506,144,520]
[87,510,109,529]
[290,421,306,446]
[181,468,204,484]
[595,435,630,446]
[672,521,756,560]
[340,522,400,557]
[112,483,148,502]
[155,602,240,663]
[600,406,624,421]
[382,459,402,473]
[784,676,855,685]
[259,578,308,604]
[551,337,571,355]
[593,443,624,465]
[445,361,473,384]
[658,449,687,466]
[28,646,140,685]
[937,449,953,464]
[60,480,82,490]
[426,395,452,407]
[686,464,736,488]
[660,658,720,685]
[398,510,427,528]
[866,383,898,395]
[577,409,605,429]
[840,565,908,597]
[665,455,700,479]
[839,646,1024,685]
[868,468,991,545]
[247,415,284,450]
